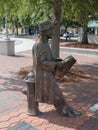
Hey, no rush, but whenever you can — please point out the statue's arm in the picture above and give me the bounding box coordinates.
[39,60,57,72]
[36,49,64,72]
[37,51,57,72]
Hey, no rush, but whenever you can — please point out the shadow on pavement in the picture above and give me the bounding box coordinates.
[0,71,26,92]
[76,117,98,130]
[36,63,98,129]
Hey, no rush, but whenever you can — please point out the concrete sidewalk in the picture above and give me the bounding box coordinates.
[13,38,35,53]
[13,37,98,56]
[0,49,98,130]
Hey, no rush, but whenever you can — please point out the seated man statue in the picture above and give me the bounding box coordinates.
[27,21,82,117]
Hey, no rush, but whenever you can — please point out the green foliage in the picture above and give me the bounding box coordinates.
[0,0,98,27]
[0,0,53,28]
[0,0,22,17]
[61,0,98,28]
[29,0,53,25]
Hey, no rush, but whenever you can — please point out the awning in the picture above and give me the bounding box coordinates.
[88,20,98,28]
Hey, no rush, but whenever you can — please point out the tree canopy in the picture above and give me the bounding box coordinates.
[0,0,98,55]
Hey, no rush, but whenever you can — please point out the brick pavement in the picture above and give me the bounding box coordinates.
[0,50,98,130]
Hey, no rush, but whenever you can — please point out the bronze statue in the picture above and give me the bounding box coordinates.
[31,21,82,117]
[23,21,82,117]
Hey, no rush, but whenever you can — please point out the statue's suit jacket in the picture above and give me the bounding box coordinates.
[32,40,62,104]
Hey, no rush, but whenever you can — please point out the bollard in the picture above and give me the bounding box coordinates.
[24,71,40,116]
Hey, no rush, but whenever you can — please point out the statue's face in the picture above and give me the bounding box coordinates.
[46,28,53,39]
[41,27,53,39]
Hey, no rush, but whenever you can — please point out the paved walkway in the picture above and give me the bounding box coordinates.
[0,40,98,130]
[13,37,35,53]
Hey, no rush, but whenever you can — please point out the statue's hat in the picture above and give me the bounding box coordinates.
[39,21,53,31]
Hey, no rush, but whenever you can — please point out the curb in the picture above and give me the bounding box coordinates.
[60,47,98,56]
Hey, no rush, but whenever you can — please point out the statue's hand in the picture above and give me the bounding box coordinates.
[56,61,65,68]
[55,61,65,77]
[55,58,63,61]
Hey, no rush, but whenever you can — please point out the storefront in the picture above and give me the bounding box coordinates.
[88,20,98,35]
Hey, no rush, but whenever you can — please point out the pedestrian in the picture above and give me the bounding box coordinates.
[63,31,71,41]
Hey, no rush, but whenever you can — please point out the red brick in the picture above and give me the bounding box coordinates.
[0,121,11,129]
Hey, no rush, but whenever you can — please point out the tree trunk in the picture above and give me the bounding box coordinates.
[15,18,19,35]
[12,21,15,36]
[51,23,60,58]
[51,0,62,58]
[16,23,18,35]
[4,15,9,40]
[78,25,88,43]
[82,25,88,43]
[64,26,67,33]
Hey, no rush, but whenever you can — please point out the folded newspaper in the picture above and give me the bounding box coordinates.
[55,55,76,77]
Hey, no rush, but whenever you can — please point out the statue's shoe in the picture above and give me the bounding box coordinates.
[21,89,27,95]
[69,107,82,116]
[72,109,82,116]
[61,108,77,118]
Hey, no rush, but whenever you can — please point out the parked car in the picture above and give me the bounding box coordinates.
[74,33,78,37]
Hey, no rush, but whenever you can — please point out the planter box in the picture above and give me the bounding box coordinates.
[0,39,15,56]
